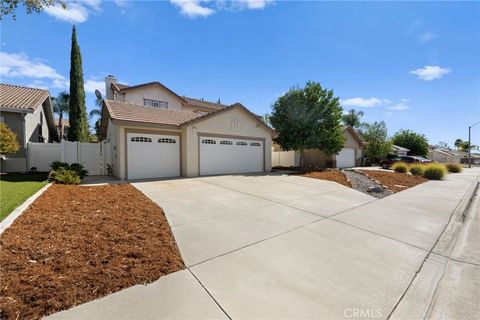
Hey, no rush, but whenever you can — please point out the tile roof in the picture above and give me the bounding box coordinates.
[113,81,188,103]
[183,97,226,110]
[104,99,201,126]
[111,81,225,110]
[0,83,49,111]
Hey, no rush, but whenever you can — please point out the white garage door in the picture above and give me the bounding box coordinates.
[200,136,264,175]
[127,133,180,179]
[336,148,355,168]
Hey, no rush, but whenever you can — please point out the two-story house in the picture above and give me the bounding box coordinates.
[100,75,274,180]
[0,83,58,172]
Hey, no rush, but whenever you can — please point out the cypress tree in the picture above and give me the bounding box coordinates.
[67,25,89,142]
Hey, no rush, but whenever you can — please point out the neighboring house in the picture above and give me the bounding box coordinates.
[390,145,410,157]
[272,126,365,168]
[428,147,462,163]
[55,118,70,140]
[0,83,58,172]
[100,76,275,179]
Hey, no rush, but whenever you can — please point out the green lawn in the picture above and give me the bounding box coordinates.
[0,173,49,221]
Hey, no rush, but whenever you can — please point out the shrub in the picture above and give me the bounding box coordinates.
[445,163,463,173]
[69,163,88,178]
[409,164,424,176]
[51,161,69,171]
[422,163,447,180]
[0,123,20,155]
[50,168,81,185]
[392,162,408,173]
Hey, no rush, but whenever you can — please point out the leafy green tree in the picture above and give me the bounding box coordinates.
[341,109,364,129]
[0,123,20,155]
[52,91,69,140]
[67,25,89,142]
[362,121,392,162]
[270,81,345,165]
[454,139,463,150]
[1,0,65,19]
[392,129,429,157]
[459,140,478,151]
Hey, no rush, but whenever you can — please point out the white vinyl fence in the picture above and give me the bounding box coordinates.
[27,141,111,175]
[271,150,300,167]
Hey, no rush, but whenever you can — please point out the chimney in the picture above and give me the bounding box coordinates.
[105,75,117,100]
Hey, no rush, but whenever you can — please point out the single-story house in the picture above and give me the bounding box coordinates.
[428,147,462,163]
[390,145,410,157]
[100,76,275,180]
[0,83,58,172]
[272,126,365,168]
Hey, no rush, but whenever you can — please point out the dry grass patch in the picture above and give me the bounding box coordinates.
[359,170,427,192]
[0,184,184,320]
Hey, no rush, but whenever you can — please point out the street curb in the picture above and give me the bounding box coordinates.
[388,176,480,320]
[432,178,480,257]
[0,183,52,235]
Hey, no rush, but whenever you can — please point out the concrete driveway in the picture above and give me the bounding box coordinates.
[135,174,376,266]
[48,170,480,320]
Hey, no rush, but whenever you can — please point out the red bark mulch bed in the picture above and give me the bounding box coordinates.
[0,184,185,320]
[299,170,352,188]
[359,170,428,192]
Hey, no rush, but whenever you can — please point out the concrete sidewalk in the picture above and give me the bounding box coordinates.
[48,168,480,320]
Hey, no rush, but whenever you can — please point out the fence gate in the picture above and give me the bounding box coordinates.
[27,141,112,175]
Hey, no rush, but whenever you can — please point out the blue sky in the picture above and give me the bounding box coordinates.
[1,0,479,147]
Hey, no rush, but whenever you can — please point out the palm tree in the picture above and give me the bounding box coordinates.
[52,91,70,140]
[341,109,364,129]
[88,89,103,140]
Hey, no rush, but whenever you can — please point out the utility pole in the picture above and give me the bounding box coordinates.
[468,121,480,169]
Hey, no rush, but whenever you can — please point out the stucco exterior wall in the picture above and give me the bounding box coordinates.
[108,108,272,179]
[122,87,183,110]
[183,108,273,177]
[25,105,50,144]
[336,128,363,163]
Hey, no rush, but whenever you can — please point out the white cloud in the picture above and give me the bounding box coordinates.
[114,0,128,7]
[0,52,64,80]
[409,65,451,81]
[418,32,436,43]
[1,51,104,95]
[44,0,102,23]
[84,79,105,95]
[170,0,215,18]
[235,0,274,9]
[388,98,410,111]
[169,0,274,17]
[340,97,387,108]
[44,3,88,23]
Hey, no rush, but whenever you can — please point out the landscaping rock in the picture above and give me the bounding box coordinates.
[343,170,392,198]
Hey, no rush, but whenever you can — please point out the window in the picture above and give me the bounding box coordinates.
[202,139,216,144]
[220,140,233,145]
[236,141,248,146]
[250,142,261,147]
[158,138,176,144]
[144,99,168,109]
[131,137,152,142]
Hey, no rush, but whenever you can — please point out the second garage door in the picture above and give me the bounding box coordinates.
[199,136,264,175]
[336,148,356,168]
[127,133,180,179]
